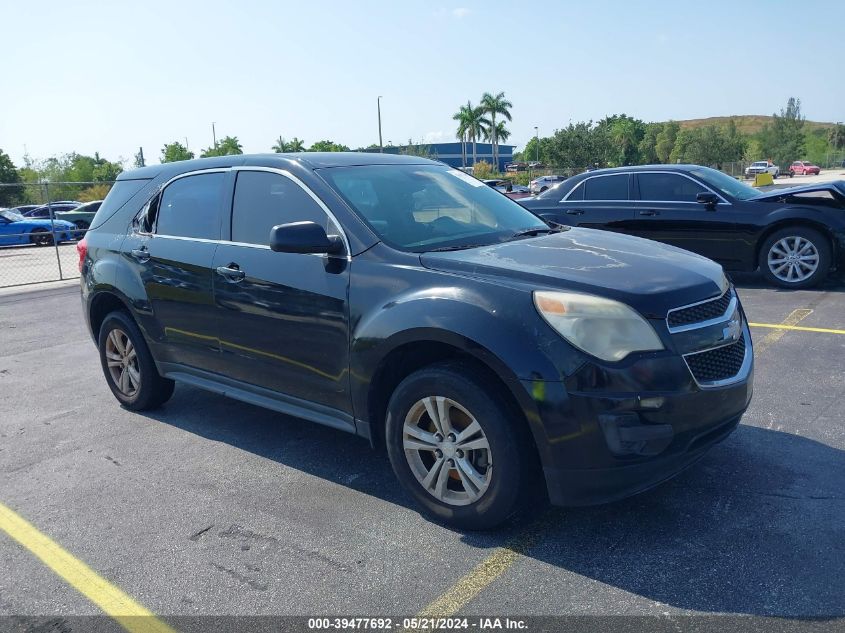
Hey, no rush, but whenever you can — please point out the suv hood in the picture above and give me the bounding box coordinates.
[420,228,727,318]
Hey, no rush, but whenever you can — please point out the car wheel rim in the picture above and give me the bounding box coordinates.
[105,328,141,397]
[767,236,819,283]
[402,396,492,506]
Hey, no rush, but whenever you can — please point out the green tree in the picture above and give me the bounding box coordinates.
[547,122,600,168]
[828,124,845,151]
[638,123,663,164]
[759,97,805,167]
[595,115,645,166]
[133,149,146,168]
[201,136,243,157]
[480,91,512,170]
[452,103,472,167]
[655,121,680,163]
[288,137,306,152]
[0,149,24,206]
[308,140,350,152]
[161,142,194,163]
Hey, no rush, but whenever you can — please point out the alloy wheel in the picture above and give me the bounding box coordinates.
[105,328,141,397]
[767,236,819,283]
[402,396,492,506]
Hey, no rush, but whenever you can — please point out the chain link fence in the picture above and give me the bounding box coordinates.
[0,181,115,288]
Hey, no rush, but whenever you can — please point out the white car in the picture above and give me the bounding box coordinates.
[745,161,780,179]
[529,175,568,194]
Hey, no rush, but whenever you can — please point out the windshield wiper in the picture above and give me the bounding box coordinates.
[427,243,484,252]
[510,226,567,239]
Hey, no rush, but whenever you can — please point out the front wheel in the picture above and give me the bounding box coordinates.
[759,227,831,289]
[385,363,531,529]
[30,228,53,246]
[98,311,175,410]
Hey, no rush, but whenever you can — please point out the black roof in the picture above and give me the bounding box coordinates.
[118,152,438,181]
[580,164,706,176]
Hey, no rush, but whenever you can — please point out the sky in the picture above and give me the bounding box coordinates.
[2,0,844,167]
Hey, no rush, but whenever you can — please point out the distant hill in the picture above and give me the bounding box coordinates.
[673,115,836,135]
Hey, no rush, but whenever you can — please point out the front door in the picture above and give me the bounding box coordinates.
[212,169,351,416]
[627,172,743,268]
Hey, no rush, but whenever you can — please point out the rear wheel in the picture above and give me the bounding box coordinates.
[385,363,531,529]
[759,227,831,289]
[98,311,175,410]
[30,228,53,246]
[73,220,89,238]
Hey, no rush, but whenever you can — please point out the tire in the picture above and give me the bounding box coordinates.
[759,227,831,289]
[73,220,89,238]
[29,228,53,246]
[788,170,795,178]
[385,362,532,529]
[98,311,175,410]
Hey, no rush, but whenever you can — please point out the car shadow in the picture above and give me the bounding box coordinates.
[729,271,845,293]
[144,389,844,617]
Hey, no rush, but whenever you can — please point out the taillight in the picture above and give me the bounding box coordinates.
[77,237,88,272]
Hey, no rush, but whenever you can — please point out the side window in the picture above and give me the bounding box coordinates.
[565,181,584,201]
[231,171,333,246]
[638,173,706,203]
[583,175,628,201]
[156,172,225,239]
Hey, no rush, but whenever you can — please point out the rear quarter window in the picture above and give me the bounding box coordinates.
[89,179,154,230]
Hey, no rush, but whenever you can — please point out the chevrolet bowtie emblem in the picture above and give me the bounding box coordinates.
[723,316,742,343]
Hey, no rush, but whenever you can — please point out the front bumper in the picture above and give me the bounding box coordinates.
[522,327,753,506]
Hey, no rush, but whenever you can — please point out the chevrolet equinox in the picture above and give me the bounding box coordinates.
[79,153,754,529]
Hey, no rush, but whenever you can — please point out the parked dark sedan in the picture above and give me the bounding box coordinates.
[520,165,845,288]
[80,154,752,529]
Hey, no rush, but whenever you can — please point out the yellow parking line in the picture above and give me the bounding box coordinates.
[0,501,176,633]
[750,322,845,335]
[752,308,813,354]
[414,517,549,620]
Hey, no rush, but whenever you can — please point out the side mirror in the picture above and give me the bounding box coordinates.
[697,192,719,209]
[269,221,343,255]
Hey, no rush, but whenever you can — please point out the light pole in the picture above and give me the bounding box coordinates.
[377,96,383,153]
[211,122,218,150]
[534,126,539,163]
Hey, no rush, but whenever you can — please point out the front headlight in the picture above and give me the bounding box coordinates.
[533,291,664,362]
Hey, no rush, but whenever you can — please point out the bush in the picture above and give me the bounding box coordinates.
[472,160,493,179]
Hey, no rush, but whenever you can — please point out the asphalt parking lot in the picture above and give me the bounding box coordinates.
[0,277,843,630]
[0,243,79,288]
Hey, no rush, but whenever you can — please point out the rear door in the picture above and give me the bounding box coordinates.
[554,173,637,232]
[121,169,227,371]
[211,168,352,418]
[627,171,743,266]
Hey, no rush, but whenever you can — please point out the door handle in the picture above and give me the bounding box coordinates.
[638,210,659,216]
[565,209,584,216]
[130,247,150,263]
[215,263,245,283]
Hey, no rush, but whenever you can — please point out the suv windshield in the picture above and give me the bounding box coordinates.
[319,164,547,251]
[690,167,761,201]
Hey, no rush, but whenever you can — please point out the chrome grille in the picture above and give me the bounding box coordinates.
[667,290,732,329]
[684,336,746,384]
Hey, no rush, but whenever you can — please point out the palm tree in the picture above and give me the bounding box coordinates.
[272,136,289,153]
[483,121,511,148]
[452,105,472,167]
[480,92,513,171]
[288,137,306,152]
[458,101,489,169]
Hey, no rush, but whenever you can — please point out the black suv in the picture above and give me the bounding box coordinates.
[80,153,753,529]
